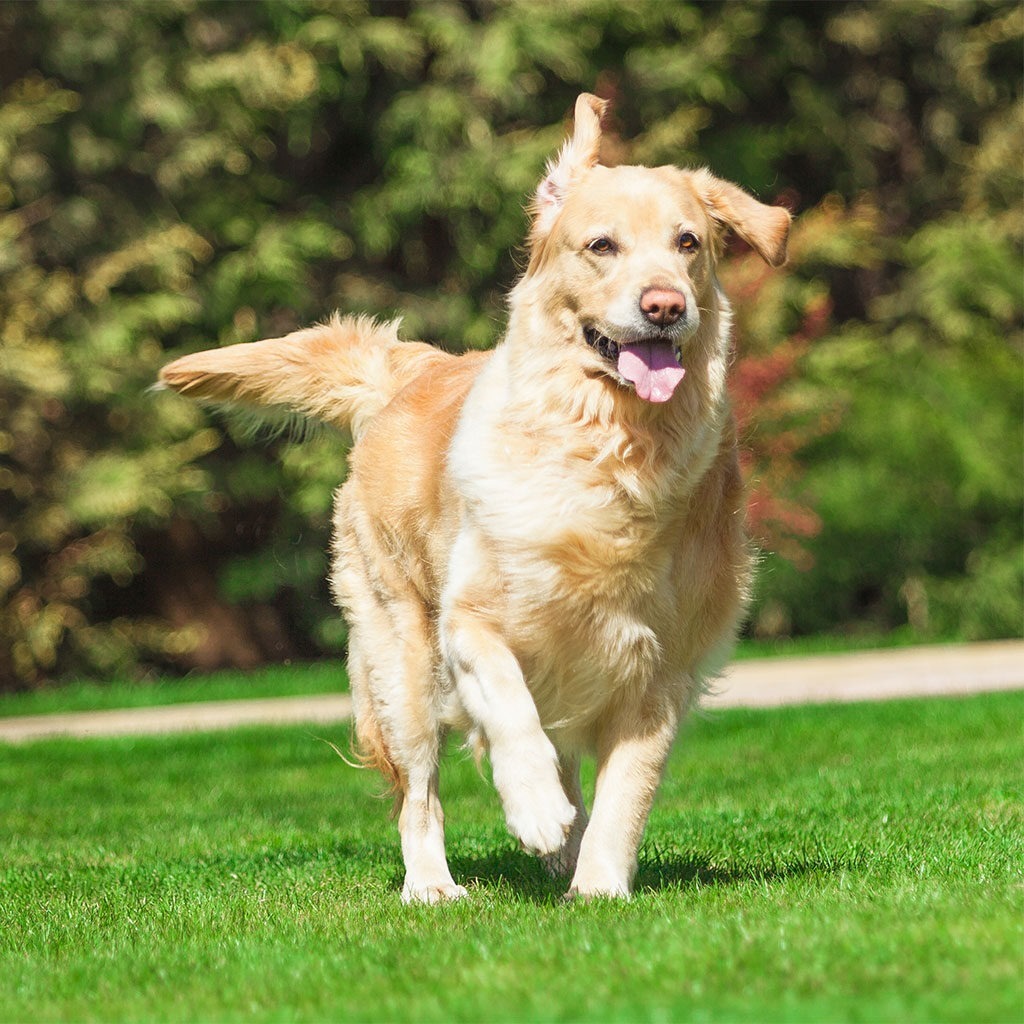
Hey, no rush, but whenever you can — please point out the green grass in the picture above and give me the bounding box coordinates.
[0,661,348,718]
[731,628,954,661]
[1,692,1021,1022]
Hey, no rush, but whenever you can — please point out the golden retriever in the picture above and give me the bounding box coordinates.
[159,94,790,902]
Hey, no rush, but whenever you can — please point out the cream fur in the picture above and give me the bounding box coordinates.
[159,94,791,903]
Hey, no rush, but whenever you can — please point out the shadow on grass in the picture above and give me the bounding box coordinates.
[446,849,567,903]
[435,844,845,903]
[199,830,848,903]
[633,850,836,893]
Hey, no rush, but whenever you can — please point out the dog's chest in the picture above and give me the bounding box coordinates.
[446,361,707,711]
[467,453,686,700]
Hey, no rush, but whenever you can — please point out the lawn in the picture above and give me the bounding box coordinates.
[1,691,1021,1022]
[0,661,348,719]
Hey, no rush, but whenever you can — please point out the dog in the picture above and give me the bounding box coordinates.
[159,94,790,902]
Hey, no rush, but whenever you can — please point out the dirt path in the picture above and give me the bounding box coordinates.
[1,640,1021,744]
[704,639,1024,708]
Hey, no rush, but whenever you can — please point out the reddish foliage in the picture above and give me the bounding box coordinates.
[726,260,834,566]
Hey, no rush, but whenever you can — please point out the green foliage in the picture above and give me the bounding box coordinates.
[0,0,1020,683]
[729,1,1024,641]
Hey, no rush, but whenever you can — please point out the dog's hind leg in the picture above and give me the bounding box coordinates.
[333,510,465,904]
[351,610,466,904]
[397,760,466,904]
[367,635,465,904]
[346,628,465,905]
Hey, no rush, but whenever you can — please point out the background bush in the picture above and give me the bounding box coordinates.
[0,0,1020,687]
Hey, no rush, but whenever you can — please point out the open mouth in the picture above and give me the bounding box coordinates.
[584,326,686,404]
[583,325,622,362]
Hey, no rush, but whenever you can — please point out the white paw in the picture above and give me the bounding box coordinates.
[567,864,632,900]
[565,881,631,901]
[401,879,469,905]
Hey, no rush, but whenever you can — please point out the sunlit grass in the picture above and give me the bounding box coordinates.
[0,661,348,718]
[1,691,1020,1022]
[731,627,942,660]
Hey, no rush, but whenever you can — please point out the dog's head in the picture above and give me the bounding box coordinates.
[521,94,791,404]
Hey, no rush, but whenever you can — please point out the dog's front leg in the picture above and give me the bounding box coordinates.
[443,613,576,855]
[441,577,576,856]
[568,699,680,898]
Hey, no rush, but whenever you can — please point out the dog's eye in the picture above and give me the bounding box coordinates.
[678,232,700,253]
[587,237,616,255]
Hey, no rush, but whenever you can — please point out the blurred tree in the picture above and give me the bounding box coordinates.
[738,0,1023,640]
[0,0,1019,686]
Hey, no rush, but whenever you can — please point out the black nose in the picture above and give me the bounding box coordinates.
[640,288,687,326]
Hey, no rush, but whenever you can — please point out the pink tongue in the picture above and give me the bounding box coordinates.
[617,343,685,403]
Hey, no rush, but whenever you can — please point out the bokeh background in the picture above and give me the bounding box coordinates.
[1,0,1020,688]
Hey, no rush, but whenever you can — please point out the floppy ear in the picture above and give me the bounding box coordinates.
[693,170,792,267]
[529,93,607,243]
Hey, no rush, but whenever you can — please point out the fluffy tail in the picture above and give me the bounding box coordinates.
[158,314,451,439]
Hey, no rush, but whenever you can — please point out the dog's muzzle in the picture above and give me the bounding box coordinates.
[584,324,688,402]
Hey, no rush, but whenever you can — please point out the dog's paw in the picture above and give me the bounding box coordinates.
[564,880,631,901]
[566,864,632,900]
[502,784,577,857]
[401,879,469,905]
[491,738,577,856]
